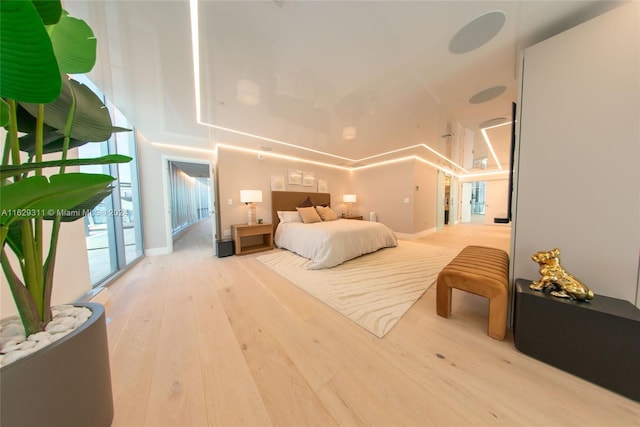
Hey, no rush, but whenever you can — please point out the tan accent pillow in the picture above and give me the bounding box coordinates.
[296,206,322,224]
[315,205,339,221]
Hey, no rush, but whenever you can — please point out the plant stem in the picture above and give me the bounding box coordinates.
[1,248,42,335]
[18,219,45,324]
[43,80,77,319]
[35,104,44,273]
[43,216,60,322]
[6,100,21,170]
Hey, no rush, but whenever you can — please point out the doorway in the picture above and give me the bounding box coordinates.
[460,182,472,223]
[471,181,487,223]
[162,156,216,254]
[444,175,451,225]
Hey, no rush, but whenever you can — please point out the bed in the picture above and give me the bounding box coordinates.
[271,191,397,269]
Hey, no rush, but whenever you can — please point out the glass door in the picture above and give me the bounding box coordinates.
[111,103,144,265]
[75,75,144,286]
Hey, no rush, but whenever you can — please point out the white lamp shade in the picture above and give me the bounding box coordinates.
[342,126,357,140]
[343,194,357,203]
[237,79,260,106]
[240,190,263,203]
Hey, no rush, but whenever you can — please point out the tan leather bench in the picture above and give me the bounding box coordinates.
[436,245,509,340]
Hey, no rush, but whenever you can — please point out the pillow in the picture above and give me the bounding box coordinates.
[315,205,339,221]
[277,211,302,224]
[296,206,322,224]
[297,196,314,208]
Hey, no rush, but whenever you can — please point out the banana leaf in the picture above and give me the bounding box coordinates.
[0,0,62,103]
[13,103,59,135]
[48,10,96,74]
[0,154,132,179]
[32,0,62,25]
[20,78,129,143]
[0,173,116,226]
[18,133,85,156]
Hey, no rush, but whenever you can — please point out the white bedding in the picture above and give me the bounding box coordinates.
[275,219,398,269]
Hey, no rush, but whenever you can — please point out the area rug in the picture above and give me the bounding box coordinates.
[257,241,460,338]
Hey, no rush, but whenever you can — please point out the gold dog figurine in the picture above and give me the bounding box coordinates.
[530,248,594,301]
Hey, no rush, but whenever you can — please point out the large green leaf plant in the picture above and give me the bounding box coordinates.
[1,0,131,335]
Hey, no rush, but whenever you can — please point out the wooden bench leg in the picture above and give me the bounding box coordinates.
[487,293,507,340]
[436,278,452,318]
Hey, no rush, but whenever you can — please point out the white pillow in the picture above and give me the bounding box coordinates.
[277,210,302,224]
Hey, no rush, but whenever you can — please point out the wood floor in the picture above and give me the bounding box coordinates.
[101,220,639,426]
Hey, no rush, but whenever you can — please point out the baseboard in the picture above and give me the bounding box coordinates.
[395,227,437,240]
[88,288,110,305]
[145,247,172,256]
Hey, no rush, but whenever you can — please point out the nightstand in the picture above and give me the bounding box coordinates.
[343,215,363,220]
[231,223,273,255]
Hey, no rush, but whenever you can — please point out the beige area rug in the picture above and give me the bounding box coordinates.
[257,241,460,338]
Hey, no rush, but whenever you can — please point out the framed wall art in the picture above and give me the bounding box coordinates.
[302,171,315,187]
[270,175,285,191]
[287,169,302,185]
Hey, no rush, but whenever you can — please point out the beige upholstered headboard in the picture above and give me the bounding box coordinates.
[271,191,331,232]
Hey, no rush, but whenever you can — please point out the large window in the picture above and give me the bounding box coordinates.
[76,76,143,286]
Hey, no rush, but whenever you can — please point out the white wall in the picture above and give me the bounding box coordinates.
[216,147,352,235]
[512,2,639,306]
[484,178,509,224]
[352,160,416,234]
[136,133,215,254]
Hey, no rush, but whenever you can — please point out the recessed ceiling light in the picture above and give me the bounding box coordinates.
[469,85,506,104]
[449,10,506,54]
[479,117,507,128]
[237,79,260,106]
[342,126,357,141]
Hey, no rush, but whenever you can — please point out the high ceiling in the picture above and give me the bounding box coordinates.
[68,0,625,175]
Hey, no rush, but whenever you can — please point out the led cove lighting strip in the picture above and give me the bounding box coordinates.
[357,144,468,173]
[151,141,507,180]
[152,142,215,155]
[480,121,512,171]
[216,143,351,170]
[200,122,353,162]
[188,1,502,180]
[189,0,201,123]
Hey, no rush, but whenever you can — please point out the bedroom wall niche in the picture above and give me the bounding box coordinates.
[352,160,413,233]
[511,2,639,306]
[416,163,439,232]
[352,159,438,235]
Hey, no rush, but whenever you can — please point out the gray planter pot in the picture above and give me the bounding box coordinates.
[0,302,113,427]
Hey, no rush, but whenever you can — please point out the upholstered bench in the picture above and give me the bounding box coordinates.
[436,245,509,340]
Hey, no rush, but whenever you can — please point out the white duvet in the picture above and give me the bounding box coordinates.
[275,219,398,269]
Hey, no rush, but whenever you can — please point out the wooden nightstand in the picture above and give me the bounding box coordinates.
[231,223,273,255]
[343,215,363,220]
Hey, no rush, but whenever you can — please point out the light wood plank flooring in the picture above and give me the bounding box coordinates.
[101,220,639,426]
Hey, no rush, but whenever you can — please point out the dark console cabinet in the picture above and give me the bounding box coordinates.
[514,279,640,402]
